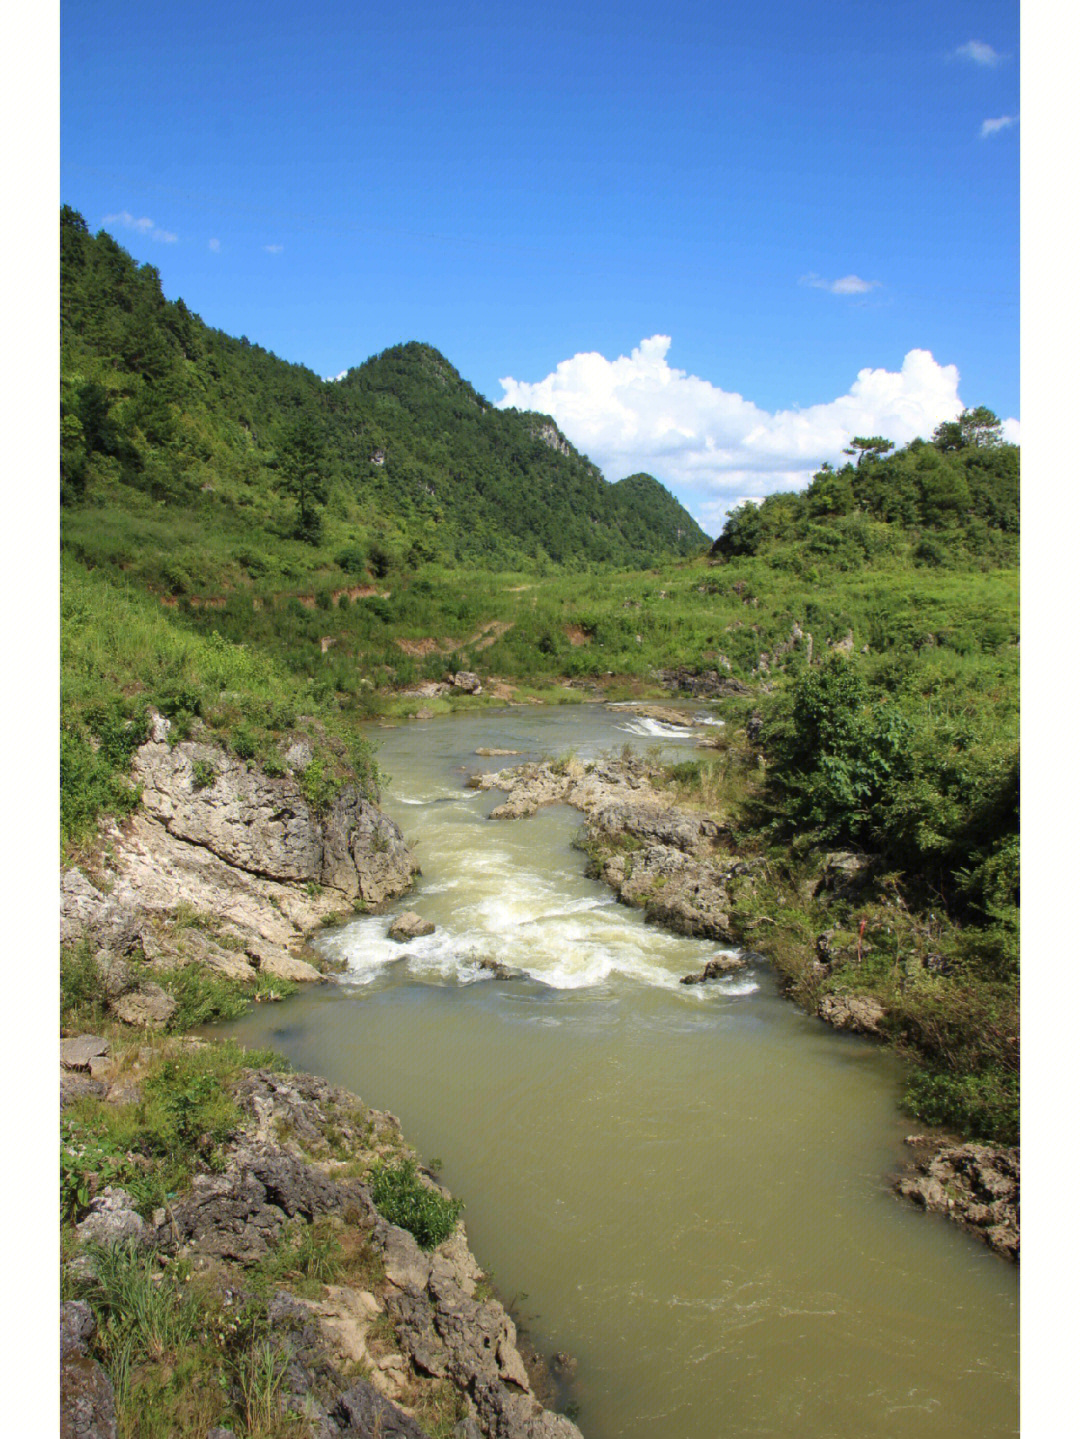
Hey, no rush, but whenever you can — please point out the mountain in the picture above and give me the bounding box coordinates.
[60,208,708,596]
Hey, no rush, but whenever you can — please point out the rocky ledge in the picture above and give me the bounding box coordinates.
[473,755,748,943]
[62,1048,582,1439]
[895,1137,1020,1261]
[61,712,419,1029]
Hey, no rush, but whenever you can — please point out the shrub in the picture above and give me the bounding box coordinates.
[368,1158,463,1250]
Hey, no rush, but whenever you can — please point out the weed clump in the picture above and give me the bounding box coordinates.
[369,1158,463,1250]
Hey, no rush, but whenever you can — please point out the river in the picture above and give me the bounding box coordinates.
[222,703,1018,1438]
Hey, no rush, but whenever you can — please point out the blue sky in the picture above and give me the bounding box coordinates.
[60,0,1019,526]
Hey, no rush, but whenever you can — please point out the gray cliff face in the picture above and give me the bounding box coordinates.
[61,715,420,1019]
[132,729,416,906]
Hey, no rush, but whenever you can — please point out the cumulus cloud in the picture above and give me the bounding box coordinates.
[103,211,177,243]
[800,273,879,296]
[497,336,1018,533]
[208,237,221,252]
[263,243,284,254]
[326,370,349,383]
[956,40,1002,66]
[980,114,1018,138]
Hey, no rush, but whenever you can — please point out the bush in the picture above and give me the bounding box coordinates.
[369,1158,463,1250]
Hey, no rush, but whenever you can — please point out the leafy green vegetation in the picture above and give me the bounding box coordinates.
[61,205,706,598]
[369,1158,464,1250]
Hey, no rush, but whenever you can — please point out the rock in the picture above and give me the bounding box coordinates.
[475,748,519,757]
[61,1072,108,1108]
[61,1349,116,1439]
[378,1221,433,1295]
[451,671,483,694]
[258,950,324,983]
[60,1301,96,1358]
[76,1188,148,1248]
[551,1352,578,1379]
[895,1141,1019,1260]
[820,851,876,900]
[657,667,752,698]
[817,993,886,1035]
[476,958,522,981]
[130,722,418,910]
[61,1036,110,1071]
[112,983,177,1029]
[285,738,314,772]
[61,869,142,954]
[333,1380,429,1438]
[388,912,436,942]
[94,950,135,999]
[680,955,746,984]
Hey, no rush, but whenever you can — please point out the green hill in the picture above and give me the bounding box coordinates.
[60,207,707,596]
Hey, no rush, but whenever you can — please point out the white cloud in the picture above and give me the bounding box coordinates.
[263,243,284,254]
[103,211,176,243]
[208,237,221,252]
[957,40,1002,66]
[497,336,1019,532]
[800,272,879,296]
[980,114,1018,138]
[326,370,349,383]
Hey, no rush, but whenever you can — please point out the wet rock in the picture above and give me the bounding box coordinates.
[551,1352,578,1379]
[475,748,519,757]
[896,1141,1019,1260]
[476,958,522,981]
[817,993,886,1036]
[112,983,177,1030]
[388,911,436,942]
[680,955,746,984]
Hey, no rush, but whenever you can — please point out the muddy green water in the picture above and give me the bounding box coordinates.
[223,705,1018,1438]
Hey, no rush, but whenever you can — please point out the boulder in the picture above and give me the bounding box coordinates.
[817,993,886,1035]
[820,851,876,900]
[388,912,436,942]
[451,671,483,693]
[76,1188,148,1248]
[60,1036,110,1071]
[61,1350,116,1439]
[475,958,522,981]
[112,983,177,1030]
[680,955,746,984]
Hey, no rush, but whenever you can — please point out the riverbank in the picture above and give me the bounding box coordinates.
[60,714,584,1438]
[61,1031,582,1439]
[471,749,1019,1261]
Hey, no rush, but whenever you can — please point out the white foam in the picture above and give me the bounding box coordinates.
[617,717,697,739]
[693,714,726,727]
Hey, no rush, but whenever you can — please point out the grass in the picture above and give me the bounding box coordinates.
[61,1039,286,1221]
[368,1158,463,1251]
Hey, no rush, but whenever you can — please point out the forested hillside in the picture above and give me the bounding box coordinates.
[60,207,707,594]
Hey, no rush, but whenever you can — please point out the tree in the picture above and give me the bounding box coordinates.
[277,415,328,542]
[843,436,894,466]
[932,407,1004,452]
